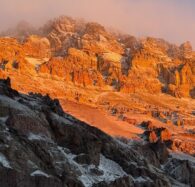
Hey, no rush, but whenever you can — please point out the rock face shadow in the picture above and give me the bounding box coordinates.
[190,88,195,99]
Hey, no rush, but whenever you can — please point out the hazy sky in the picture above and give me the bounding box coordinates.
[0,0,195,48]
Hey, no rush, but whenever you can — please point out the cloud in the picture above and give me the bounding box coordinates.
[0,0,195,48]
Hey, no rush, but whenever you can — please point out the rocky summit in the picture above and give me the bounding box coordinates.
[0,16,194,99]
[0,78,194,187]
[0,16,195,187]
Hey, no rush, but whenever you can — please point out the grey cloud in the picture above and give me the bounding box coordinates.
[0,0,195,48]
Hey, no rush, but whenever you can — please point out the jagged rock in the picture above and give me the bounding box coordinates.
[180,41,193,59]
[171,139,195,155]
[149,131,158,143]
[0,167,64,187]
[140,121,154,130]
[0,78,177,187]
[23,35,51,58]
[160,129,171,142]
[0,16,194,98]
[164,156,195,186]
[0,78,18,98]
[144,128,172,145]
[163,62,194,97]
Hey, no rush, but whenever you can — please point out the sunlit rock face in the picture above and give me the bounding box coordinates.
[0,16,194,99]
[23,35,51,59]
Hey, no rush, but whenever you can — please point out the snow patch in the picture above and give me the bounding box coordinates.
[25,57,47,66]
[0,152,12,168]
[79,155,127,187]
[133,176,147,183]
[57,146,127,187]
[99,154,127,179]
[133,176,153,185]
[27,160,39,170]
[28,133,53,143]
[0,116,8,123]
[30,170,50,178]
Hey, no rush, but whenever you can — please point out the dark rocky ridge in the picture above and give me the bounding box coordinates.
[0,78,194,187]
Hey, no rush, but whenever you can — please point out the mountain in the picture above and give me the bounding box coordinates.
[0,16,194,98]
[0,78,194,187]
[0,16,194,186]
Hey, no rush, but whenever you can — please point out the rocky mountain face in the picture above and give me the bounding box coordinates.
[0,16,194,186]
[0,78,194,187]
[0,16,194,99]
[0,16,194,151]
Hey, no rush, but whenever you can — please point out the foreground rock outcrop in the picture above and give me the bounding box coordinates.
[0,78,194,187]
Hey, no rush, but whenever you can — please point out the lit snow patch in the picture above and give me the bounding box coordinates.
[30,170,50,178]
[0,153,12,168]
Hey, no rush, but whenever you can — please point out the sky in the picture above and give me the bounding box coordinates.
[0,0,195,48]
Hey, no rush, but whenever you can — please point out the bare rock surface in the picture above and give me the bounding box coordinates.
[0,78,194,186]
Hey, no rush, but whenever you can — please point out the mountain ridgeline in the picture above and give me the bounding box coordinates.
[0,16,194,99]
